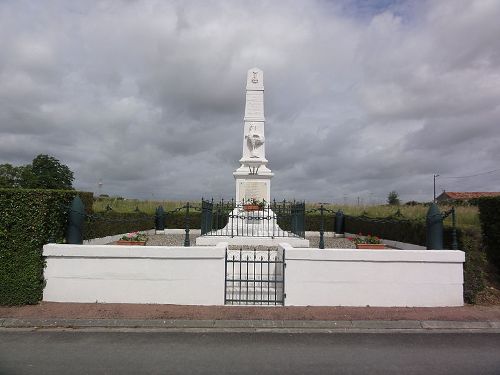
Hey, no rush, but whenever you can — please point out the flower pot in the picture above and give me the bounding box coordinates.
[116,240,147,246]
[243,204,262,211]
[356,243,385,250]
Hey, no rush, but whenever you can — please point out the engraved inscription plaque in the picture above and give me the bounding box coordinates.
[245,92,263,118]
[242,181,267,202]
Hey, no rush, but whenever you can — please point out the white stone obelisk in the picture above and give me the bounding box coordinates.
[233,68,273,204]
[195,68,309,246]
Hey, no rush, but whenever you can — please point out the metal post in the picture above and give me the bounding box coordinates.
[184,202,190,247]
[451,207,458,250]
[231,198,234,238]
[319,204,325,249]
[433,174,440,203]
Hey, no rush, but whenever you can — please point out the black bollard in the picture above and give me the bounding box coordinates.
[335,210,345,235]
[66,196,85,244]
[426,203,443,250]
[155,206,165,231]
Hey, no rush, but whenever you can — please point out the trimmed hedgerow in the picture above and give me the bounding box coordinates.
[477,197,500,271]
[84,211,203,239]
[304,213,336,232]
[458,227,487,303]
[0,189,93,305]
[344,215,427,246]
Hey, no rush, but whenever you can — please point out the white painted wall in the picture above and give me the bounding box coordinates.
[43,243,227,305]
[281,243,465,307]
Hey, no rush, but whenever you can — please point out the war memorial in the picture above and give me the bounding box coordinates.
[41,69,465,308]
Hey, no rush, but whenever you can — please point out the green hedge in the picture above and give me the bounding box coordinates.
[477,197,500,271]
[85,212,155,240]
[84,211,203,239]
[344,215,427,246]
[459,228,487,303]
[304,213,335,232]
[0,189,93,305]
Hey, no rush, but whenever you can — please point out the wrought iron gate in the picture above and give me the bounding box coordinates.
[225,248,285,305]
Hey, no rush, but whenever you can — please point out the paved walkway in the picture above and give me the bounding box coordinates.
[1,303,499,332]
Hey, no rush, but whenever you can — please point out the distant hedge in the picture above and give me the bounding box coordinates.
[0,189,93,305]
[344,215,427,246]
[477,197,500,271]
[84,211,203,239]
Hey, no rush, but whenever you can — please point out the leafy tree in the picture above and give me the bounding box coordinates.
[387,190,400,205]
[0,163,22,188]
[24,154,74,190]
[1,155,74,190]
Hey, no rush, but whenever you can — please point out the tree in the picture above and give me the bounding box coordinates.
[25,154,74,190]
[0,155,74,190]
[0,163,22,188]
[387,191,400,205]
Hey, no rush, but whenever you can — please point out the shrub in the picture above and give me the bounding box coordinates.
[477,197,500,272]
[344,215,427,246]
[458,228,487,303]
[83,211,202,239]
[0,189,93,305]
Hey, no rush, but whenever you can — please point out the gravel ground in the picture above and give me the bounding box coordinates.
[146,234,198,246]
[145,234,355,249]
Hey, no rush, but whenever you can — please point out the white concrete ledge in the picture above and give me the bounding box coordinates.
[196,236,309,247]
[281,245,465,263]
[280,243,465,307]
[43,243,226,259]
[43,243,227,305]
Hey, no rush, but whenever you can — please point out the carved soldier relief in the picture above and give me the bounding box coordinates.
[245,122,265,158]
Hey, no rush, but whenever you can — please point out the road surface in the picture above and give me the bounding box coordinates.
[1,331,499,374]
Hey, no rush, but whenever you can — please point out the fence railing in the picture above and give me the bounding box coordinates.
[64,197,457,250]
[200,199,305,238]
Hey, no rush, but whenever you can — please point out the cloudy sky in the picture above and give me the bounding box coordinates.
[1,0,499,203]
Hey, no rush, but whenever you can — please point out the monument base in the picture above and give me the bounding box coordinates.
[196,207,309,247]
[195,236,310,247]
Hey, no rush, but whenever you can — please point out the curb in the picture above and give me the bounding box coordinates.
[1,318,500,333]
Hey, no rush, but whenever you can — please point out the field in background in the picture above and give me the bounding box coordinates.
[93,198,185,214]
[310,203,480,229]
[92,198,480,229]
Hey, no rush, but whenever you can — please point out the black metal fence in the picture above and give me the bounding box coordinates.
[201,199,305,238]
[65,196,199,246]
[225,248,285,305]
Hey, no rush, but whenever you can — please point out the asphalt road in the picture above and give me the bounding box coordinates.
[1,331,499,374]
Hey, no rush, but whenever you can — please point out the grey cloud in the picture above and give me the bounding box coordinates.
[1,0,499,203]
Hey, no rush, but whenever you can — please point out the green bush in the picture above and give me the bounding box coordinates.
[304,213,335,232]
[84,211,202,239]
[477,197,500,271]
[0,189,93,305]
[344,215,427,246]
[458,228,487,303]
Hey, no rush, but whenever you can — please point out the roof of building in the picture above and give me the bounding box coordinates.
[439,192,500,200]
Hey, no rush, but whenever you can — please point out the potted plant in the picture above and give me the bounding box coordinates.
[348,233,385,249]
[243,198,266,212]
[116,231,148,246]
